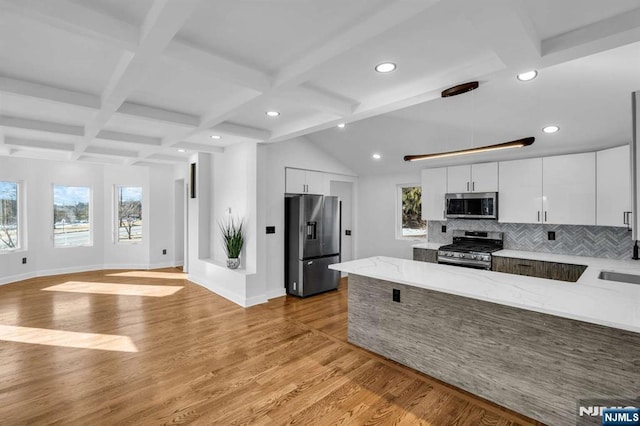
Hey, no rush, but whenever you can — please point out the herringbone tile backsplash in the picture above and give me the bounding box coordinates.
[427,220,635,259]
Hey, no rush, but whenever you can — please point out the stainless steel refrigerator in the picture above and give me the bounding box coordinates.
[285,194,341,297]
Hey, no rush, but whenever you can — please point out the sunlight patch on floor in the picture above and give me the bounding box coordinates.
[0,325,138,352]
[106,270,185,279]
[42,281,184,297]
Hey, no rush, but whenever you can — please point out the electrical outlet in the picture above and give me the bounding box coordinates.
[266,226,275,234]
[392,288,400,303]
[162,249,167,255]
[441,225,447,233]
[548,231,556,241]
[345,230,352,236]
[22,257,27,264]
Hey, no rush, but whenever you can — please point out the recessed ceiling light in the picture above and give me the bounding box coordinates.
[543,125,560,134]
[177,149,186,153]
[372,153,381,160]
[375,62,396,73]
[265,111,280,117]
[210,135,221,139]
[337,123,346,129]
[517,70,538,81]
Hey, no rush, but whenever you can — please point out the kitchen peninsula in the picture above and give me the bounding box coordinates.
[330,256,640,425]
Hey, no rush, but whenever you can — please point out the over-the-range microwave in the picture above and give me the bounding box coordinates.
[445,192,498,220]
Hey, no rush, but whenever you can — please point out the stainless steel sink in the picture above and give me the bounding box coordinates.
[598,270,640,285]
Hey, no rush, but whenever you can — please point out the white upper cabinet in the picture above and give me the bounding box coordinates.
[597,145,631,227]
[471,162,499,192]
[499,158,543,224]
[499,154,596,225]
[447,165,471,193]
[421,167,448,221]
[285,168,325,194]
[543,152,596,225]
[447,163,498,193]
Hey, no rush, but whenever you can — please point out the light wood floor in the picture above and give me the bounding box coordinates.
[0,269,543,425]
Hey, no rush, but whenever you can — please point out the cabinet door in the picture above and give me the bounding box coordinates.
[498,158,543,223]
[421,167,447,220]
[597,146,631,227]
[285,168,307,193]
[471,162,498,192]
[543,152,596,225]
[447,165,471,193]
[305,170,325,195]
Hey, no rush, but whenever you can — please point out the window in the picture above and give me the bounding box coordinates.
[0,181,19,251]
[116,187,142,242]
[398,184,426,238]
[53,185,91,247]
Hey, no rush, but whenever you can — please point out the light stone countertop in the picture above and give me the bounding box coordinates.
[329,255,640,333]
[411,242,442,250]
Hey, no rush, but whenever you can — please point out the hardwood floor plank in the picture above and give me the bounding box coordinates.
[0,270,542,425]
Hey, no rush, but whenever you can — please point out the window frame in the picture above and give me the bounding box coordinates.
[0,180,23,253]
[52,184,93,248]
[114,185,143,244]
[396,183,427,241]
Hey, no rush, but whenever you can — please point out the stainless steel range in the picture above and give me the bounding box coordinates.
[437,230,503,269]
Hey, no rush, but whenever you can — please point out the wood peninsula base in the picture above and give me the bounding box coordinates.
[348,274,640,425]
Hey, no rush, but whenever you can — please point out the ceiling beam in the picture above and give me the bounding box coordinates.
[466,0,541,72]
[0,115,84,136]
[0,0,138,51]
[96,130,161,146]
[541,7,640,67]
[0,75,100,109]
[85,145,138,158]
[117,102,199,127]
[212,122,270,141]
[173,142,224,154]
[74,0,203,159]
[4,136,75,152]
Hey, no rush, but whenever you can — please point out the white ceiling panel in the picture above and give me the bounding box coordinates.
[176,0,388,72]
[0,92,94,125]
[70,0,154,27]
[0,13,124,94]
[125,55,251,117]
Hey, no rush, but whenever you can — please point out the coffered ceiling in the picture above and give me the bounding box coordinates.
[0,0,639,170]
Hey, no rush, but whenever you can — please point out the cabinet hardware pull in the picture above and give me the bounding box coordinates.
[544,211,548,222]
[466,182,469,191]
[537,211,540,222]
[624,211,627,225]
[472,181,475,191]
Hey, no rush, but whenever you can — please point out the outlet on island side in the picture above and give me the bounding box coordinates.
[392,288,400,303]
[162,249,167,255]
[441,225,447,233]
[22,257,27,264]
[266,226,275,234]
[548,231,556,241]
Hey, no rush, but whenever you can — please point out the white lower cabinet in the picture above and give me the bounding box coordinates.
[421,167,447,221]
[499,153,596,225]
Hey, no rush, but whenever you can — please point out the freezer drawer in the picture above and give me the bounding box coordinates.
[287,255,340,297]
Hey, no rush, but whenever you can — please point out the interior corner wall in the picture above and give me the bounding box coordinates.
[357,171,423,259]
[0,156,178,286]
[263,137,357,299]
[148,165,176,268]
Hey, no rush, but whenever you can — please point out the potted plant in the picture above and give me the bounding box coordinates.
[219,217,244,269]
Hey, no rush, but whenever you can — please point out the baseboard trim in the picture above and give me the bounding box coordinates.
[0,272,36,286]
[187,273,248,307]
[265,287,286,300]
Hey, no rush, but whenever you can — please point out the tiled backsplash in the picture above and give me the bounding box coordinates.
[427,220,635,259]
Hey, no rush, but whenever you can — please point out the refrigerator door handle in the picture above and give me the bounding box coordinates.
[306,221,317,240]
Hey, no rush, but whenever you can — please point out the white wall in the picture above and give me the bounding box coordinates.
[263,137,357,299]
[357,171,424,260]
[0,156,178,285]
